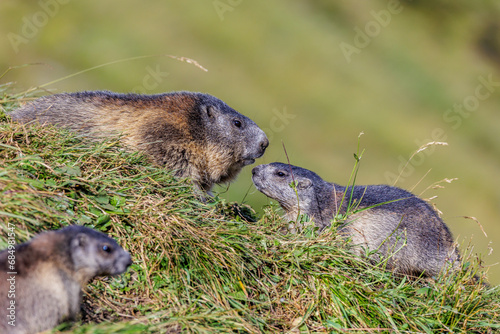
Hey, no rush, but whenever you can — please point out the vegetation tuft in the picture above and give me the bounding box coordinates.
[1,88,499,333]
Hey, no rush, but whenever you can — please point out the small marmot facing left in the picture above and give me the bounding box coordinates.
[11,91,269,193]
[252,162,460,277]
[0,225,132,334]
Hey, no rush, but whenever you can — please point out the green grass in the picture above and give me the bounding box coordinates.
[1,90,499,333]
[2,0,500,284]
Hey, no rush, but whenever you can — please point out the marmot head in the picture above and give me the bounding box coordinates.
[141,92,269,190]
[192,93,269,184]
[197,94,268,161]
[60,226,132,282]
[252,163,332,218]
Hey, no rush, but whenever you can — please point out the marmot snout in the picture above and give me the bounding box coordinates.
[252,162,460,277]
[11,91,269,192]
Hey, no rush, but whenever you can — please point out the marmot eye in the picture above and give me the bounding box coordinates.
[233,119,242,128]
[102,245,112,253]
[276,171,286,177]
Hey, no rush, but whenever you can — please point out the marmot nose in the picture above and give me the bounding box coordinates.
[260,138,269,152]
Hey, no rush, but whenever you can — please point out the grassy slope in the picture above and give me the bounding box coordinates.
[1,92,499,333]
[1,0,500,284]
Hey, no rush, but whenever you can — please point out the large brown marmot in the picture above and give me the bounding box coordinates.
[11,91,269,192]
[252,162,460,277]
[0,225,132,334]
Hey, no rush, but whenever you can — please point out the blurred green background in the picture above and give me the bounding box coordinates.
[1,0,499,284]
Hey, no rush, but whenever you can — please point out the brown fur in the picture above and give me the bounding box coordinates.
[11,91,269,192]
[0,226,132,334]
[252,163,460,277]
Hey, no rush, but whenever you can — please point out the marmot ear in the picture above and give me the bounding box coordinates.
[71,233,89,249]
[297,178,312,190]
[201,104,216,119]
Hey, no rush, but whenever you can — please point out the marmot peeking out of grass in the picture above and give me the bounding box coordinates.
[0,225,132,334]
[252,162,460,277]
[11,91,269,192]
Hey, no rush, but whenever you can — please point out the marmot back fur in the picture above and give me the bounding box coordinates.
[0,225,132,334]
[11,91,269,192]
[252,162,460,277]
